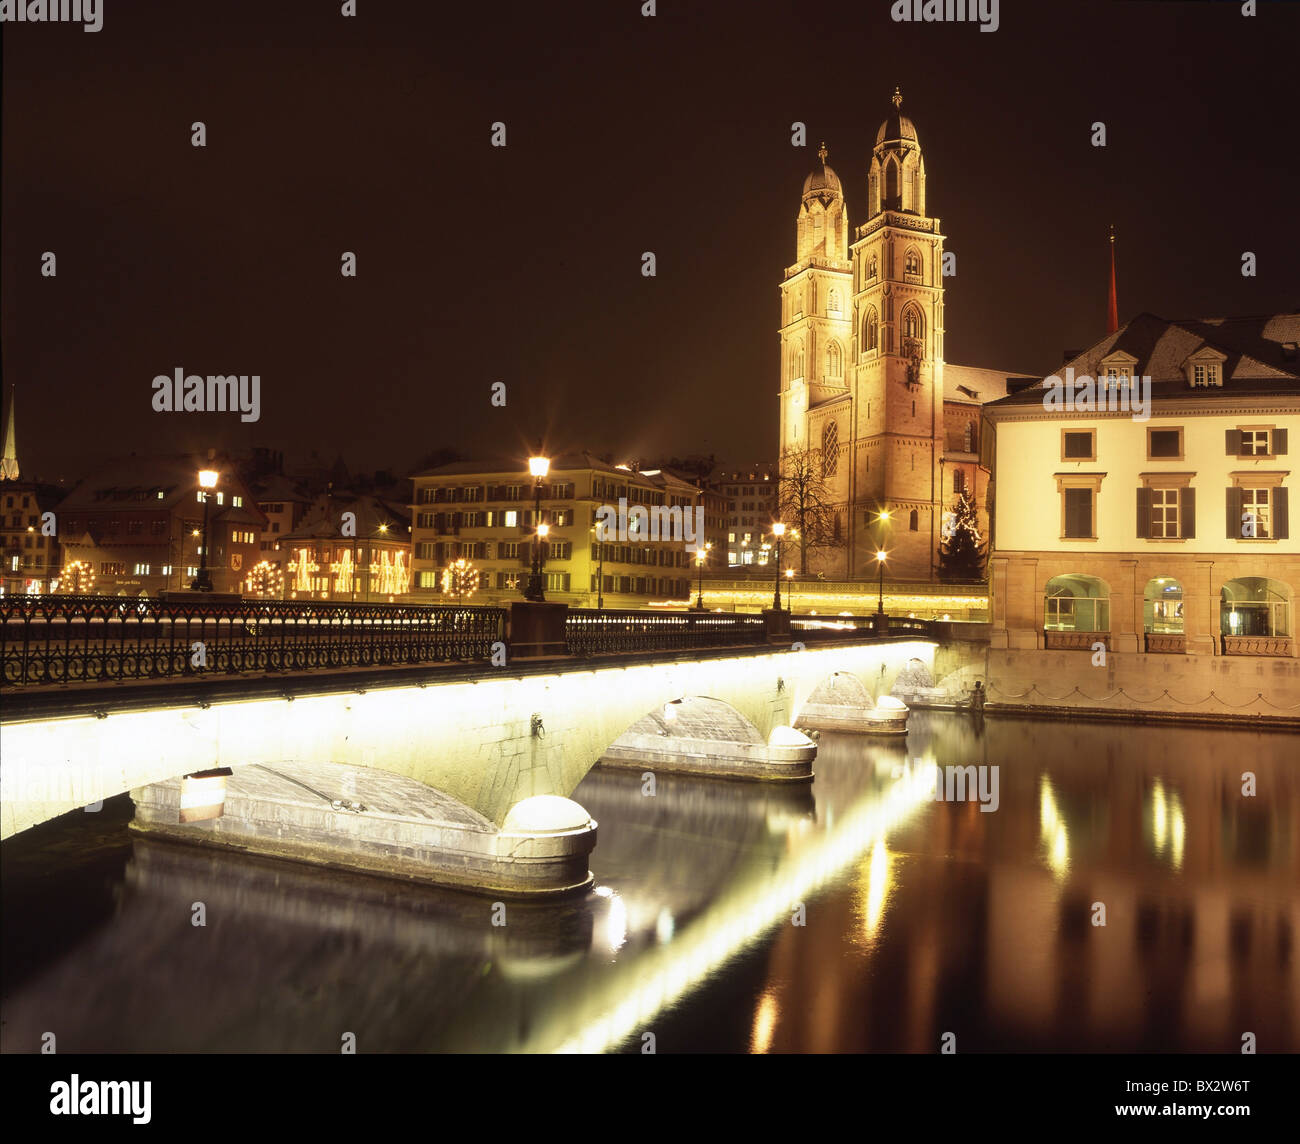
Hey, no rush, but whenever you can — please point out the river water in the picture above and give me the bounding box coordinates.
[2,713,1296,1053]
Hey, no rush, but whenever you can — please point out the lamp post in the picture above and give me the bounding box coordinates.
[694,542,712,610]
[590,523,605,609]
[875,549,888,615]
[192,468,219,591]
[785,566,794,611]
[771,522,785,611]
[524,453,550,601]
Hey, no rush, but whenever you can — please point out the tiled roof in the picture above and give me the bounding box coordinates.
[986,311,1300,409]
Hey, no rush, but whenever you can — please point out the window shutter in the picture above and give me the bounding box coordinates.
[1274,428,1288,456]
[1275,487,1290,540]
[1180,487,1196,539]
[1225,487,1242,538]
[1225,429,1241,455]
[1136,488,1151,538]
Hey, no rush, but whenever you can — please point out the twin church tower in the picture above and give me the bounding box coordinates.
[779,90,1016,580]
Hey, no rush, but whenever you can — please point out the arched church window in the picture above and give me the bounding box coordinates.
[822,421,839,479]
[863,309,879,353]
[869,255,878,279]
[909,509,919,531]
[903,307,922,340]
[828,288,842,316]
[826,340,843,378]
[885,158,899,207]
[905,249,920,277]
[791,342,805,380]
[964,421,975,452]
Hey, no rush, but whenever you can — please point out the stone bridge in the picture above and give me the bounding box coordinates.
[1,637,937,840]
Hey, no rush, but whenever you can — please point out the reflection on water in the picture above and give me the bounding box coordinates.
[2,714,1296,1052]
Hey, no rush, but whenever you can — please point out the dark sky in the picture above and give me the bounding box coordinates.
[4,0,1298,484]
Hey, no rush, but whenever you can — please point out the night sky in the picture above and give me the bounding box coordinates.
[4,0,1298,484]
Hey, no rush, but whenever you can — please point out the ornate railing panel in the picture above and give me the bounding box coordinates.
[566,609,767,655]
[1043,630,1110,651]
[1144,633,1186,654]
[1222,635,1293,657]
[0,595,506,687]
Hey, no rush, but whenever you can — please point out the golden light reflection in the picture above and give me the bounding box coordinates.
[540,762,938,1054]
[859,840,893,939]
[1148,778,1186,870]
[751,990,779,1054]
[1039,775,1070,878]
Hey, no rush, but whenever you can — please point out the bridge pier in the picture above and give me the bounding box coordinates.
[130,762,596,898]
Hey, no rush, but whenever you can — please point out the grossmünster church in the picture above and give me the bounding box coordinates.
[779,90,1032,580]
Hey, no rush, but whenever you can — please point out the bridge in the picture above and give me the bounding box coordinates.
[1,594,946,893]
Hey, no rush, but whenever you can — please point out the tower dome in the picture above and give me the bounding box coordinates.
[802,143,843,204]
[868,88,926,217]
[875,87,919,148]
[794,143,849,263]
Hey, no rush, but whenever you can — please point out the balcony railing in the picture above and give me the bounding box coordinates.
[1043,630,1109,651]
[1144,633,1186,654]
[1222,635,1293,657]
[0,594,506,687]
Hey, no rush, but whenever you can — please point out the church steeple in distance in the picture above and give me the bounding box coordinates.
[0,386,18,482]
[1107,226,1119,335]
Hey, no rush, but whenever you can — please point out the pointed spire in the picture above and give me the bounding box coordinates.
[1106,226,1119,335]
[0,385,18,482]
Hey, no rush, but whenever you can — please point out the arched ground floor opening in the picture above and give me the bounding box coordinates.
[990,552,1299,658]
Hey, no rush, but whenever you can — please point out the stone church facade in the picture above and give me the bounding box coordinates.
[778,90,1032,580]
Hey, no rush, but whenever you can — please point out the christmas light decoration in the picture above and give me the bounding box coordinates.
[244,560,284,599]
[59,560,95,594]
[440,557,477,605]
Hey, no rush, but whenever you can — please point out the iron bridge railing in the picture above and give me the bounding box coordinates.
[566,609,768,655]
[0,595,506,688]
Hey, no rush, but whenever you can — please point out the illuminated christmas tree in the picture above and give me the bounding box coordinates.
[441,558,478,605]
[938,491,986,582]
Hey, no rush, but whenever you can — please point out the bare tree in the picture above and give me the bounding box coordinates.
[777,446,843,574]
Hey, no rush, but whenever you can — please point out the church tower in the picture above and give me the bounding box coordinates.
[778,145,853,544]
[780,91,948,580]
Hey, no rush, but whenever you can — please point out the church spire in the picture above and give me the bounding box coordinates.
[0,386,18,482]
[1106,226,1119,335]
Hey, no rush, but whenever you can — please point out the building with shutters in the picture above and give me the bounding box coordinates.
[983,311,1300,658]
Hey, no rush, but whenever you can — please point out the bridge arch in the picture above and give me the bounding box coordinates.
[1,640,939,838]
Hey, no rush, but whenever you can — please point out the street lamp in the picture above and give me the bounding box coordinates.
[524,453,550,601]
[694,542,712,610]
[875,549,888,616]
[771,522,786,611]
[192,468,219,591]
[785,566,794,611]
[590,523,605,609]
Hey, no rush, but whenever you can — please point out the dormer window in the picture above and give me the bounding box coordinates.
[1184,345,1227,388]
[1099,350,1138,393]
